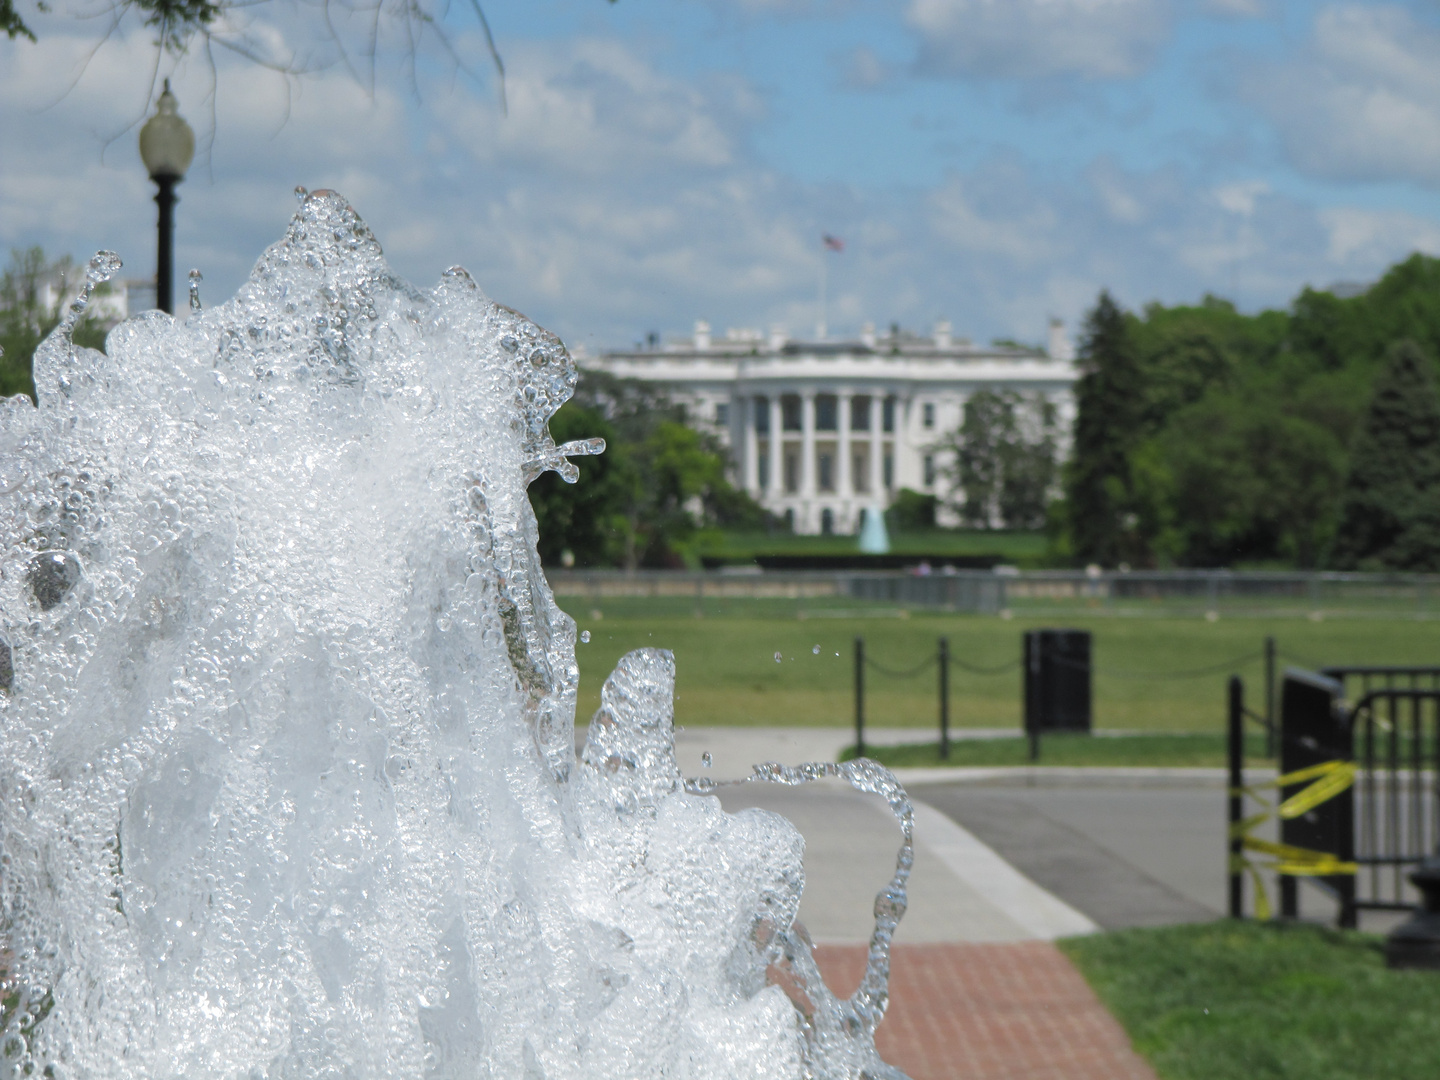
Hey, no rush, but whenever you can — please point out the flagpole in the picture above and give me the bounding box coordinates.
[817,247,827,340]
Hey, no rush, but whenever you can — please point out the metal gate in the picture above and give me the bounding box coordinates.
[1228,666,1440,927]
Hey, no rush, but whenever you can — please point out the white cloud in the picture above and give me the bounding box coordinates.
[1214,180,1269,217]
[906,0,1173,80]
[1320,206,1440,264]
[1244,5,1440,187]
[3,19,1438,359]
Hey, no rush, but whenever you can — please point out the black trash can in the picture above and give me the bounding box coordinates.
[1023,629,1093,734]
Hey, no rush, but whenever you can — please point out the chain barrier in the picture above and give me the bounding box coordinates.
[863,654,939,680]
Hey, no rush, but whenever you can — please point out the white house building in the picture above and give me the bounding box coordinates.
[582,319,1080,535]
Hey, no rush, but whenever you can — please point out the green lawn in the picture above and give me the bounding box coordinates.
[839,732,1271,769]
[562,607,1440,730]
[1061,922,1440,1080]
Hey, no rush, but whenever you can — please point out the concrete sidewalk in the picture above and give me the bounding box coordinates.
[579,725,1226,1079]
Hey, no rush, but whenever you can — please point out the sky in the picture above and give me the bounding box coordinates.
[4,0,1440,354]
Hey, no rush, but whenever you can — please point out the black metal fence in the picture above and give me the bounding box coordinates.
[1228,666,1440,927]
[546,568,1440,618]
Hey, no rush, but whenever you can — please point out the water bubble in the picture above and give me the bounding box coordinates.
[441,265,476,290]
[580,630,590,643]
[812,644,821,654]
[28,551,81,611]
[188,269,203,312]
[88,250,122,283]
[774,651,783,663]
[294,185,309,202]
[701,751,712,769]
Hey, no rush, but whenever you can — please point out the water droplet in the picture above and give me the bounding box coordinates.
[580,630,590,643]
[87,250,122,283]
[441,265,476,290]
[294,185,309,202]
[188,269,203,312]
[773,652,783,663]
[701,751,712,769]
[812,644,821,654]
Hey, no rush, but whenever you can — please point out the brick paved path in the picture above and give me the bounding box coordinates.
[814,942,1158,1080]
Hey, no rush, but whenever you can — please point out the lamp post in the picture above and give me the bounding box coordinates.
[138,79,194,315]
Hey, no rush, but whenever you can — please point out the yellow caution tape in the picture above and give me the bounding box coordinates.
[1229,759,1358,919]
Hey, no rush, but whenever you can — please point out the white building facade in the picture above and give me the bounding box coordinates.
[584,320,1079,535]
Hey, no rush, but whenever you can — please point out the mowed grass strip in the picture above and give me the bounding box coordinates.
[563,606,1440,730]
[1060,922,1440,1080]
[840,732,1272,768]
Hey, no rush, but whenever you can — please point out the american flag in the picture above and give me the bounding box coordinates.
[822,234,845,252]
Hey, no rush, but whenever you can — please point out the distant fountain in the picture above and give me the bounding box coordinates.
[0,192,913,1078]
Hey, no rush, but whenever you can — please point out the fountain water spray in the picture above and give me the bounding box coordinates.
[0,192,912,1079]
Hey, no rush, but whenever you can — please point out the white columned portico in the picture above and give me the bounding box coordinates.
[743,395,759,495]
[768,396,782,494]
[870,393,885,498]
[838,389,853,508]
[801,392,817,504]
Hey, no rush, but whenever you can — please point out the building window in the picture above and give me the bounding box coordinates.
[883,450,894,490]
[821,508,835,535]
[851,396,871,431]
[782,395,802,432]
[922,402,935,429]
[715,402,729,426]
[852,448,869,493]
[784,448,800,493]
[818,451,834,493]
[815,394,838,431]
[758,451,769,490]
[924,454,936,487]
[882,396,896,433]
[754,396,770,434]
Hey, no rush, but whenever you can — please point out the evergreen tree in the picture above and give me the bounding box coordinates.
[1065,291,1147,565]
[1330,340,1440,570]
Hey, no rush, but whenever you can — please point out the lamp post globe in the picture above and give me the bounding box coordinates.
[139,79,194,315]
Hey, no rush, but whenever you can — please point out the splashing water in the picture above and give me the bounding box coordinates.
[0,191,912,1079]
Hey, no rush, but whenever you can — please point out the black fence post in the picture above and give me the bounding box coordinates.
[938,636,950,760]
[854,636,866,759]
[1264,635,1276,758]
[1229,675,1245,919]
[1024,631,1040,762]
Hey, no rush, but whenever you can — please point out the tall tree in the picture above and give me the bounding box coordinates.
[1330,340,1440,570]
[996,396,1057,531]
[952,390,1006,527]
[1064,291,1147,565]
[947,389,1057,530]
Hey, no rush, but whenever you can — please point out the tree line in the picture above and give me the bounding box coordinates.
[1059,254,1440,570]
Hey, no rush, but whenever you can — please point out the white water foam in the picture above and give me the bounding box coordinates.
[0,191,911,1079]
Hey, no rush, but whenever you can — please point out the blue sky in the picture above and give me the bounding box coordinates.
[5,0,1440,352]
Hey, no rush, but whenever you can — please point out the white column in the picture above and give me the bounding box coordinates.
[769,396,783,494]
[871,393,885,498]
[801,391,817,500]
[838,390,853,500]
[743,396,759,495]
